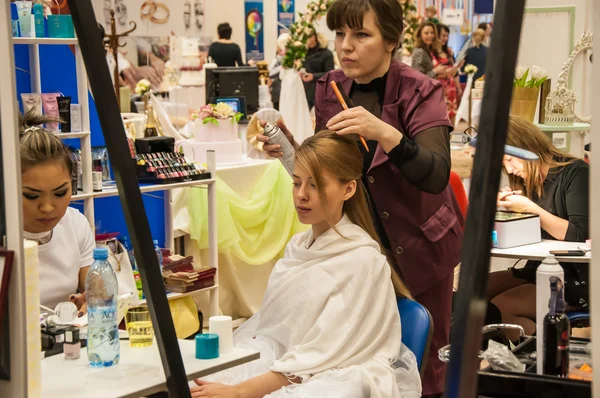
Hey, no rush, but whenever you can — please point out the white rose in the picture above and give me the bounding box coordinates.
[320,3,327,10]
[305,27,313,35]
[213,102,234,118]
[515,66,527,80]
[530,65,547,80]
[293,41,303,47]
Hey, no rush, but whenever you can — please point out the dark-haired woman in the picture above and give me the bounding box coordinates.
[437,24,463,121]
[19,111,94,314]
[258,0,464,395]
[208,22,244,67]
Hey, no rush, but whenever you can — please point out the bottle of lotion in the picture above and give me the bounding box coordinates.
[536,255,564,374]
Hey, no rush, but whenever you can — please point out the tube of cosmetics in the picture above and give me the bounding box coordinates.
[57,96,72,133]
[41,93,61,131]
[21,93,42,116]
[33,3,44,38]
[70,104,82,132]
[15,1,32,38]
[10,3,20,37]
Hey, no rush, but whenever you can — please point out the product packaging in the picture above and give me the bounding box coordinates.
[92,171,103,192]
[10,3,20,37]
[33,3,45,38]
[40,93,61,131]
[57,96,72,132]
[15,1,32,38]
[70,104,82,132]
[48,15,74,38]
[21,93,42,116]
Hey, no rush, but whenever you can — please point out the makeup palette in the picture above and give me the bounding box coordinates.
[135,151,210,184]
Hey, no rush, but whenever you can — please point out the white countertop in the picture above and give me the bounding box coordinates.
[42,339,259,398]
[491,239,591,263]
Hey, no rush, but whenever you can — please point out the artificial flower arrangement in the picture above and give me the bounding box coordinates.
[514,65,548,88]
[192,103,244,125]
[135,79,151,96]
[282,0,333,69]
[401,0,423,56]
[464,64,478,75]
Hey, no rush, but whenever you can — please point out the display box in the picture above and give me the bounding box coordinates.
[494,211,542,249]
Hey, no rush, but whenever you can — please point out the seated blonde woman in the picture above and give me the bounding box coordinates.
[191,132,420,398]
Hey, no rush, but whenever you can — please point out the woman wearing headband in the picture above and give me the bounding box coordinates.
[19,110,95,315]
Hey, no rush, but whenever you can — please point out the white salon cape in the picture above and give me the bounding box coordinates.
[205,215,421,397]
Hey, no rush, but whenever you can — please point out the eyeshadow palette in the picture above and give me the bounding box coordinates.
[135,152,210,184]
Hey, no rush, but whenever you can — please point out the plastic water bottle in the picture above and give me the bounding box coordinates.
[536,255,564,375]
[263,122,295,176]
[119,236,137,271]
[86,247,120,367]
[154,240,163,272]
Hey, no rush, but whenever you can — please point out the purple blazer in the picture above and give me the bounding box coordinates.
[314,61,464,296]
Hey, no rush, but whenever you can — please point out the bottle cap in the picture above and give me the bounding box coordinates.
[93,247,109,260]
[153,240,159,245]
[542,255,560,265]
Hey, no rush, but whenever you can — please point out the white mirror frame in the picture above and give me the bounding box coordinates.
[558,32,593,123]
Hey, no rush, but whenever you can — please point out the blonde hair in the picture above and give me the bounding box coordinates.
[296,131,412,299]
[505,116,576,198]
[415,21,442,54]
[472,28,486,47]
[19,109,72,175]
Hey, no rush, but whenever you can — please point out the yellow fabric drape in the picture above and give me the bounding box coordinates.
[189,162,309,265]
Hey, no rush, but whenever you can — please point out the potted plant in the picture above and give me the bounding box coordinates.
[511,66,548,122]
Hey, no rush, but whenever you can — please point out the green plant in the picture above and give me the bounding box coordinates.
[514,65,548,88]
[281,0,333,69]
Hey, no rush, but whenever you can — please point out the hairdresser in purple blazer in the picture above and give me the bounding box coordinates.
[258,0,463,395]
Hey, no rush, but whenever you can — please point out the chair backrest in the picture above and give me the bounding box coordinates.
[449,171,469,221]
[397,297,434,375]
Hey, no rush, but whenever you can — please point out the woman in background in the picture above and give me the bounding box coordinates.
[411,22,448,79]
[208,22,244,67]
[268,33,291,111]
[301,29,335,110]
[462,28,487,81]
[434,24,463,121]
[488,117,589,340]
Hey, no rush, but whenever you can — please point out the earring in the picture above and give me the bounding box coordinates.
[195,0,204,30]
[184,0,191,29]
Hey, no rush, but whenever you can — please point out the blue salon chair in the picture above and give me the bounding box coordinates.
[567,311,590,329]
[397,297,434,375]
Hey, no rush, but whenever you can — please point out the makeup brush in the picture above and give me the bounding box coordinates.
[330,81,370,152]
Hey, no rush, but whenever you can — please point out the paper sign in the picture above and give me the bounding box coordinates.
[552,132,568,149]
[442,9,464,26]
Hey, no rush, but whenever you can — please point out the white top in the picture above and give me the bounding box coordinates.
[491,239,591,264]
[106,51,132,85]
[37,207,95,309]
[41,339,259,398]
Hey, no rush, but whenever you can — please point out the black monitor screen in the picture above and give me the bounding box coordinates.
[205,67,259,116]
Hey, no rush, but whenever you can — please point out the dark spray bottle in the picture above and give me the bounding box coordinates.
[543,276,570,376]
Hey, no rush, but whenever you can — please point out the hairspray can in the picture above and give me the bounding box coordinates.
[263,122,295,176]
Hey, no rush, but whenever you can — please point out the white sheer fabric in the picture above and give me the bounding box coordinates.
[278,69,313,144]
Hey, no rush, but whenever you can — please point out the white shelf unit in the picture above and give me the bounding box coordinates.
[14,38,96,228]
[10,39,220,321]
[534,122,592,158]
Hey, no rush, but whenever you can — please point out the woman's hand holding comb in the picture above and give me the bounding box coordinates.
[326,106,403,153]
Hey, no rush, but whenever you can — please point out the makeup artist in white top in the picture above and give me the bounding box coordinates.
[19,110,95,314]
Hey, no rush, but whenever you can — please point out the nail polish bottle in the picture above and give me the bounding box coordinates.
[64,327,81,360]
